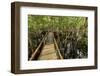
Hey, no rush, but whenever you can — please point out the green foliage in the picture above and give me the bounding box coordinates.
[28,15,87,32]
[28,15,88,59]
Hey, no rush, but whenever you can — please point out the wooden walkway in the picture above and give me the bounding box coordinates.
[38,44,58,60]
[29,32,63,60]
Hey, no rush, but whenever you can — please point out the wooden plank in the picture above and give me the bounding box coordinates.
[38,44,58,60]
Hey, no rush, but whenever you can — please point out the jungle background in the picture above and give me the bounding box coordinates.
[28,15,88,60]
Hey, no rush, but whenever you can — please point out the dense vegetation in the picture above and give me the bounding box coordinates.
[28,15,88,59]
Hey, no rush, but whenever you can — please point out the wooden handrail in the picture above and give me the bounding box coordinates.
[29,33,47,60]
[54,38,63,59]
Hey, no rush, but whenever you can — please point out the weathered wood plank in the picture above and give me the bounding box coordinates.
[38,44,58,60]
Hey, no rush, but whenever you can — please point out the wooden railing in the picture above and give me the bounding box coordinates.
[54,38,63,59]
[29,33,47,60]
[29,32,63,60]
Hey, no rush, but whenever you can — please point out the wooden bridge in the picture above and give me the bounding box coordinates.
[29,32,63,60]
